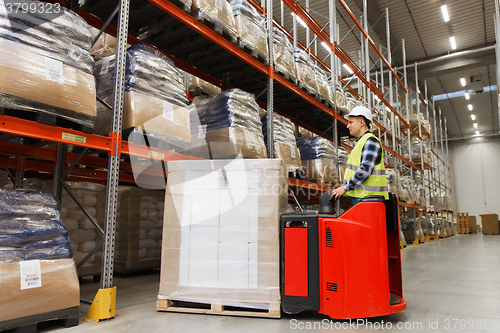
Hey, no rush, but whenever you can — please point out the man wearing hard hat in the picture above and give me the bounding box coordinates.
[331,106,389,206]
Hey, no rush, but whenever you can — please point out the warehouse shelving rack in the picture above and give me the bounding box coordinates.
[0,0,454,319]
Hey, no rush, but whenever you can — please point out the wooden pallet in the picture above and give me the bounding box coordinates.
[297,81,319,100]
[0,94,94,133]
[157,299,281,318]
[191,9,238,45]
[275,67,298,85]
[0,306,79,332]
[122,128,190,153]
[483,232,499,235]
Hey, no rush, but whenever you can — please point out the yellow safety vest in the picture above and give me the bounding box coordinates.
[344,132,389,200]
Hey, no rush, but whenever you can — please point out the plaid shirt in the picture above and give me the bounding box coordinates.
[343,131,382,192]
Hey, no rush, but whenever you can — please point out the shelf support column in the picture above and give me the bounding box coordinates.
[85,0,130,323]
[266,0,274,158]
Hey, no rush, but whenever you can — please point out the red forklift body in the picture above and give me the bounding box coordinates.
[281,194,407,319]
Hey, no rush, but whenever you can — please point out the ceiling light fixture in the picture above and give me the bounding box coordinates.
[464,92,470,100]
[291,13,307,28]
[475,130,480,136]
[471,114,475,120]
[441,5,450,22]
[450,36,457,50]
[473,123,478,129]
[343,64,354,74]
[468,104,473,111]
[460,77,466,87]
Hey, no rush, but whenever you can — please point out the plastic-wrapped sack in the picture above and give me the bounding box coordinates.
[314,66,332,103]
[192,0,238,41]
[330,82,347,113]
[94,45,190,150]
[191,89,267,159]
[0,8,96,128]
[293,48,316,93]
[297,137,338,184]
[338,147,349,181]
[298,126,317,139]
[273,28,296,81]
[262,114,301,173]
[231,0,268,59]
[189,75,222,96]
[345,92,359,113]
[400,176,415,204]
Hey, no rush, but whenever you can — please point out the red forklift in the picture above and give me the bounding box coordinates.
[281,191,407,319]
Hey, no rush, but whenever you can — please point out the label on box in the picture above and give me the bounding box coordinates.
[62,132,87,144]
[198,125,207,139]
[247,131,256,147]
[148,150,164,159]
[44,57,63,84]
[215,0,223,11]
[20,260,42,290]
[290,145,296,159]
[163,101,174,121]
[100,58,111,75]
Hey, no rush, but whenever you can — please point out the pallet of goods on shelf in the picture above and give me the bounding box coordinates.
[273,27,297,83]
[298,126,317,139]
[192,0,238,43]
[25,179,106,277]
[404,113,431,138]
[94,44,191,153]
[400,176,416,205]
[261,113,302,176]
[189,75,222,96]
[0,8,96,133]
[231,0,268,62]
[190,88,267,159]
[293,48,316,95]
[386,169,404,202]
[96,187,165,274]
[402,137,431,166]
[89,28,131,57]
[345,91,360,114]
[331,82,347,114]
[297,137,338,185]
[338,146,349,181]
[401,215,425,244]
[314,65,333,105]
[0,189,79,328]
[158,159,287,318]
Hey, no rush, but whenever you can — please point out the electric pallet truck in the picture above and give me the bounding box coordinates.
[281,191,407,319]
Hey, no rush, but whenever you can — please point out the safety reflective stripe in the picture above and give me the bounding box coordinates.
[346,164,386,175]
[354,184,389,192]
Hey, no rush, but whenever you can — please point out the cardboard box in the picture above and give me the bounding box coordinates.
[480,214,499,234]
[0,259,80,322]
[159,159,287,308]
[0,41,96,118]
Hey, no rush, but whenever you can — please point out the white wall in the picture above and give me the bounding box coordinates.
[449,136,500,217]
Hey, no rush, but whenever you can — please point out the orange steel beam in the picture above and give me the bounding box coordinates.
[339,77,362,100]
[336,0,407,93]
[340,142,353,151]
[288,178,331,192]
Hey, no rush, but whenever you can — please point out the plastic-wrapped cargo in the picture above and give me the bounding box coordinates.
[314,65,333,103]
[261,114,302,173]
[158,159,287,313]
[298,126,317,139]
[94,45,190,151]
[192,0,238,41]
[273,27,296,81]
[345,92,359,113]
[293,48,316,93]
[338,147,349,181]
[400,176,415,204]
[189,75,222,96]
[297,137,338,184]
[331,82,347,113]
[402,137,431,166]
[231,0,268,59]
[26,179,106,277]
[191,88,267,159]
[0,8,96,130]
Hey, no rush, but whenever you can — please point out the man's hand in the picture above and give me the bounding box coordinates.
[330,186,346,200]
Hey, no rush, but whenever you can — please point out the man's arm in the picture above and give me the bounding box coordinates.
[332,138,381,199]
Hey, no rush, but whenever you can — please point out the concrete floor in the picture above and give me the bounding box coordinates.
[39,234,500,333]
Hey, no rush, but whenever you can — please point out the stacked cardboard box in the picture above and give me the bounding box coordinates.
[480,214,499,235]
[97,188,165,273]
[158,159,287,311]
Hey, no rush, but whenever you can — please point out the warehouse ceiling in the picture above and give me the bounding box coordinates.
[274,0,498,139]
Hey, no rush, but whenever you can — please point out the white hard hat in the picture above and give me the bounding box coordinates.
[347,106,372,122]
